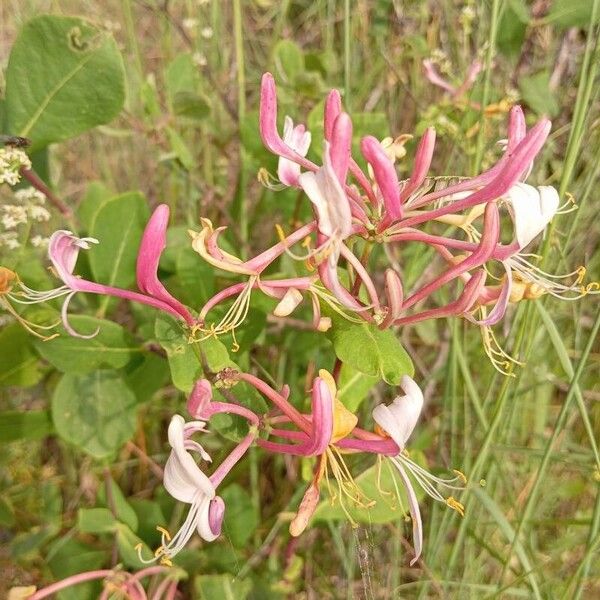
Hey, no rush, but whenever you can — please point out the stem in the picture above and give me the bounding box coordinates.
[473,0,501,173]
[343,0,351,110]
[29,571,113,600]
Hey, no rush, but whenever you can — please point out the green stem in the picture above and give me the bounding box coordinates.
[473,0,501,173]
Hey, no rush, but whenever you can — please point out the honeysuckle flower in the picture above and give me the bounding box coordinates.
[137,380,261,562]
[372,376,466,565]
[8,204,194,338]
[137,415,219,565]
[278,116,311,186]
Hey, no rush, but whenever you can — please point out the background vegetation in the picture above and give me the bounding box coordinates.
[1,1,599,598]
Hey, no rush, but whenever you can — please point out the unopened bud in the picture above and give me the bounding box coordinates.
[187,379,212,418]
[316,317,332,332]
[8,587,37,600]
[0,267,17,293]
[289,484,320,537]
[209,496,225,536]
[273,288,303,317]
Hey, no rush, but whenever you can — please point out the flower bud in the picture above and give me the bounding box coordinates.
[289,483,320,537]
[187,379,213,418]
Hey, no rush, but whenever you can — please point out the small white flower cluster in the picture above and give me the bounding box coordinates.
[0,231,20,250]
[0,186,51,250]
[0,147,32,186]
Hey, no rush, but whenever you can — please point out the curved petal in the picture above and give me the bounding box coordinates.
[48,230,98,288]
[136,204,193,323]
[504,183,559,249]
[298,142,352,239]
[164,415,215,503]
[395,461,423,565]
[372,376,424,449]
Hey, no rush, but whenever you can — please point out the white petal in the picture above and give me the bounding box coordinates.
[273,287,303,317]
[164,415,215,503]
[394,461,423,566]
[505,182,559,249]
[278,157,302,186]
[372,376,423,449]
[298,142,352,239]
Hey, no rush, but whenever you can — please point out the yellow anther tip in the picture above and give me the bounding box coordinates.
[452,469,468,485]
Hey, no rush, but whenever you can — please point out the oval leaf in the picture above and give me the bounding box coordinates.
[5,15,125,150]
[35,315,135,373]
[90,191,150,291]
[52,371,137,459]
[326,311,414,385]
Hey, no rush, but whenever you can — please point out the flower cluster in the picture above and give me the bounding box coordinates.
[4,72,597,574]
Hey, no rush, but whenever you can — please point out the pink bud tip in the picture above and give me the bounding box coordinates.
[209,496,225,536]
[187,379,213,418]
[324,89,342,140]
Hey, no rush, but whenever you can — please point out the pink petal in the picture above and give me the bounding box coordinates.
[136,204,194,324]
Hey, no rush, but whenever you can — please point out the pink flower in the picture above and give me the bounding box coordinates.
[14,204,194,337]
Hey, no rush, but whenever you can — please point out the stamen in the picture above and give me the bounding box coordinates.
[192,276,257,349]
[257,168,287,191]
[446,496,465,516]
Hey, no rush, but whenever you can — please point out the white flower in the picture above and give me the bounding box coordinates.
[192,52,207,67]
[503,182,559,249]
[183,18,198,30]
[201,26,214,39]
[28,205,50,222]
[0,148,31,186]
[31,235,49,248]
[278,116,311,187]
[0,231,20,249]
[372,375,423,451]
[373,376,465,565]
[1,205,28,229]
[14,187,45,204]
[140,415,219,565]
[298,142,352,241]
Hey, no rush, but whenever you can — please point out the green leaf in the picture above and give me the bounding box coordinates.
[89,191,150,292]
[97,478,139,532]
[155,314,202,392]
[0,324,42,388]
[173,91,211,121]
[220,483,259,548]
[498,3,528,58]
[313,452,426,524]
[51,371,138,459]
[546,0,600,29]
[124,353,170,403]
[337,363,378,412]
[116,523,152,569]
[5,15,125,151]
[273,39,304,82]
[194,575,252,600]
[129,499,166,546]
[77,181,114,233]
[518,72,560,117]
[77,507,117,534]
[34,316,136,373]
[166,127,195,170]
[165,53,200,99]
[326,312,413,385]
[0,410,54,442]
